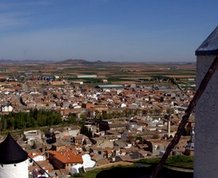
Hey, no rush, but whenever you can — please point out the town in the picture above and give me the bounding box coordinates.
[0,60,195,177]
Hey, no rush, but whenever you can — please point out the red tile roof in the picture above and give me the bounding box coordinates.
[48,148,83,164]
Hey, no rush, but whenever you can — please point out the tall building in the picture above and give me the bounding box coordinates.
[0,134,29,178]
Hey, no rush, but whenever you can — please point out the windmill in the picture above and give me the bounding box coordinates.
[150,26,218,178]
[0,134,29,178]
[0,133,52,178]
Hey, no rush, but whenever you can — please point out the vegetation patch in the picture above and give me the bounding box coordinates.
[70,156,193,178]
[136,155,194,169]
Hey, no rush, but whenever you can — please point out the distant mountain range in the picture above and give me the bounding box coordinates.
[55,59,94,65]
[0,59,119,65]
[0,59,195,65]
[55,59,121,65]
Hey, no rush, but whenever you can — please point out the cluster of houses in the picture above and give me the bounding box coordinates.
[0,77,195,177]
[13,111,194,177]
[0,79,194,119]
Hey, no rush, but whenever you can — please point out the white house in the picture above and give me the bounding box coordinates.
[1,104,13,113]
[70,154,95,175]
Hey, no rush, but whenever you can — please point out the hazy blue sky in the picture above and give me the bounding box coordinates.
[0,0,218,62]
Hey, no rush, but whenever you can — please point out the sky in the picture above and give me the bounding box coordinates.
[0,0,218,62]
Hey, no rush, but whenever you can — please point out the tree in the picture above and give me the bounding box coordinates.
[67,115,77,124]
[0,109,62,130]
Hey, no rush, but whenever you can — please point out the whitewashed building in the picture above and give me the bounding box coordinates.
[1,104,13,113]
[70,154,95,175]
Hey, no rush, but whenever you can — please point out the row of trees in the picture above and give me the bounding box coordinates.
[0,109,62,131]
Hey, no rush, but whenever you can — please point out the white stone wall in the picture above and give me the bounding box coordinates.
[0,160,29,178]
[194,55,218,178]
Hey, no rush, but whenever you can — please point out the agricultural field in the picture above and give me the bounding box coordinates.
[0,59,196,85]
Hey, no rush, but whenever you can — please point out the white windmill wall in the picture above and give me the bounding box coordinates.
[0,160,29,178]
[194,55,218,178]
